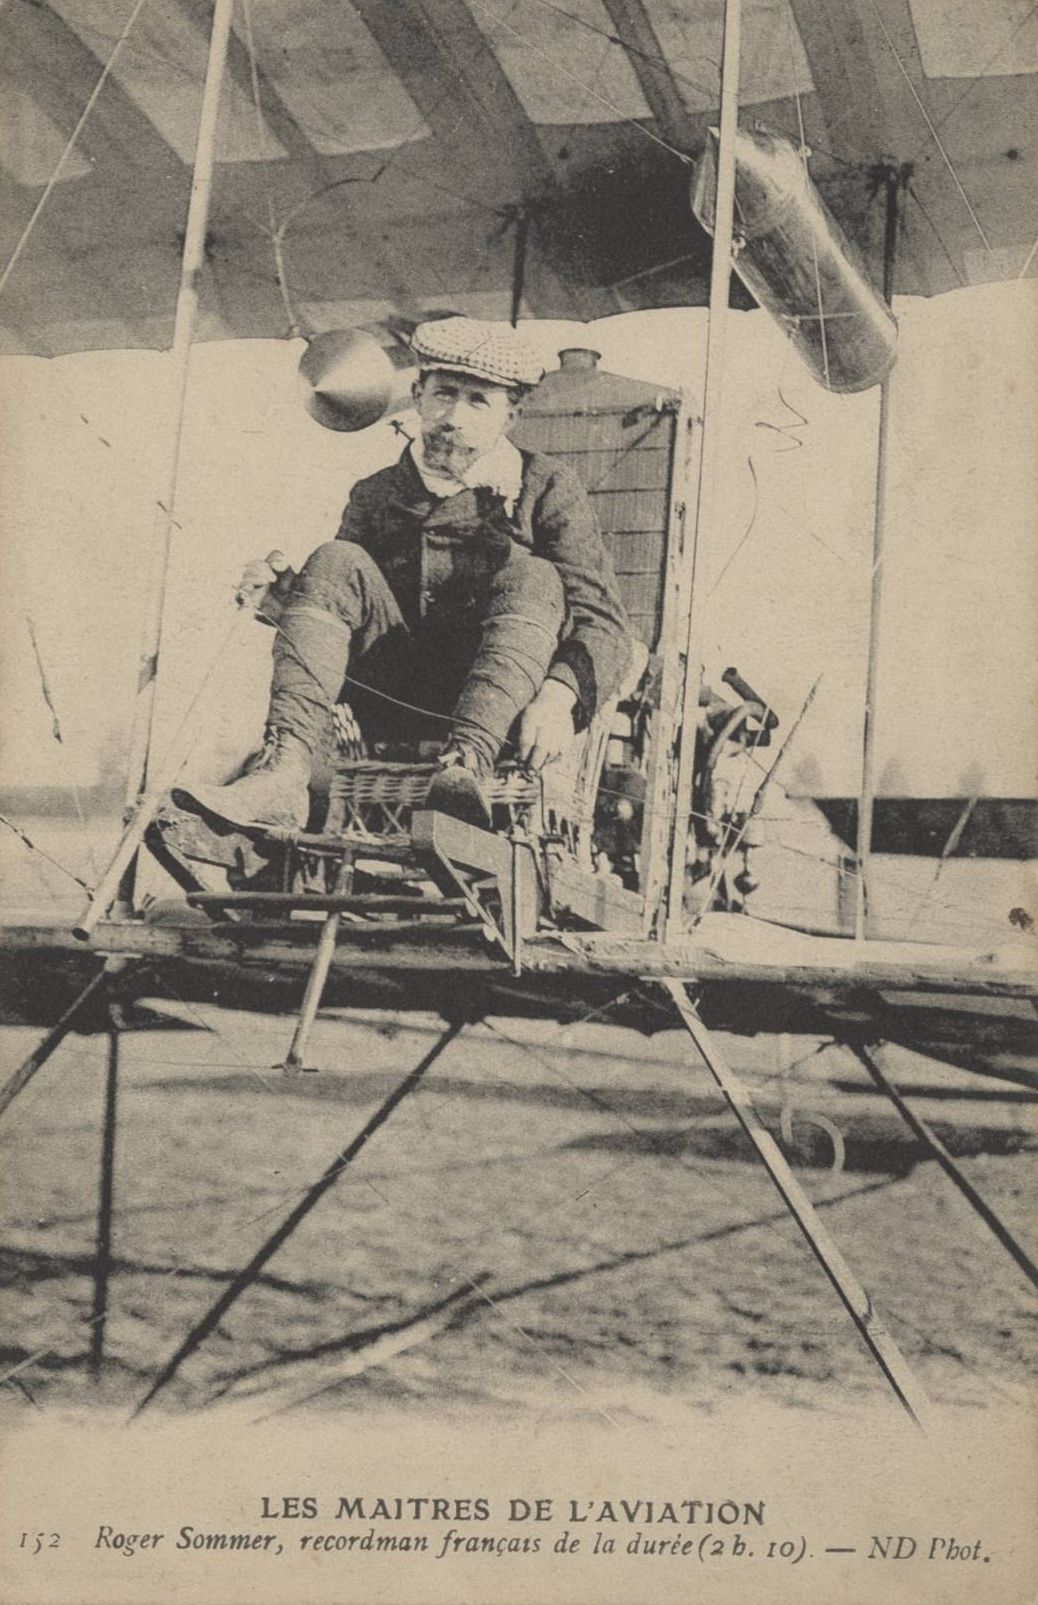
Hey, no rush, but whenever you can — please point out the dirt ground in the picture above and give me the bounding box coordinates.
[2,999,1035,1429]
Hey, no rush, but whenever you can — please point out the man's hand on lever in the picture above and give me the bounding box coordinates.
[235,549,295,616]
[517,678,578,772]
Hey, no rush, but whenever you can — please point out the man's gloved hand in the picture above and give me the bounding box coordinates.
[517,678,578,771]
[235,550,295,619]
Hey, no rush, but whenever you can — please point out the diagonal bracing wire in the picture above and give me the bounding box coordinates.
[0,0,152,300]
[465,0,694,167]
[864,0,995,260]
[908,2,1038,166]
[23,614,103,884]
[521,0,721,102]
[0,814,93,895]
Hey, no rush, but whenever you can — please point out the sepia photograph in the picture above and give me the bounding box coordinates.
[1,1,1036,1602]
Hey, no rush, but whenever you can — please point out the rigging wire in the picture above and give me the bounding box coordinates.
[118,982,697,1422]
[6,539,1015,950]
[766,835,1030,944]
[0,982,676,1408]
[11,537,995,940]
[465,0,695,167]
[509,0,862,173]
[244,1174,918,1419]
[2,805,1027,1399]
[41,10,223,88]
[22,820,956,1409]
[1017,231,1038,280]
[8,1163,1005,1407]
[479,1013,797,1245]
[2,1,1034,1420]
[520,0,721,102]
[907,1,1038,166]
[0,814,93,895]
[237,47,512,338]
[478,1012,889,1282]
[239,0,298,336]
[24,614,103,885]
[863,0,996,260]
[0,0,152,301]
[905,181,967,287]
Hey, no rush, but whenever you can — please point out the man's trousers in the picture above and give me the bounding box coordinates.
[266,538,566,772]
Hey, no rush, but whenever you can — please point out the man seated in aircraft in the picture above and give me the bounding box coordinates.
[177,317,632,831]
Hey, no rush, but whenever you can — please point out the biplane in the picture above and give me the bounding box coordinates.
[0,0,1036,1430]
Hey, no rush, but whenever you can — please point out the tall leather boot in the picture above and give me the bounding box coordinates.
[174,728,313,829]
[175,606,352,829]
[424,604,562,828]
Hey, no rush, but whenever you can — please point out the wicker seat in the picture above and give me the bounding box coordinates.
[325,760,541,840]
[324,640,649,858]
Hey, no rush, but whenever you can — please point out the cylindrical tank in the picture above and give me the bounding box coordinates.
[691,125,898,393]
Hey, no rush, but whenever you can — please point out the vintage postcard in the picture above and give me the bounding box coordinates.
[1,1,1036,1603]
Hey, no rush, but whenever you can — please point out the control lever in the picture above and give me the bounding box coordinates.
[722,666,779,731]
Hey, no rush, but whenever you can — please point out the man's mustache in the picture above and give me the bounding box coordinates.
[426,429,476,454]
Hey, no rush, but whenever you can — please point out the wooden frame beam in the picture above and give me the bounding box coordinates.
[786,0,924,162]
[5,921,1035,1002]
[600,0,699,151]
[349,0,587,315]
[351,0,557,202]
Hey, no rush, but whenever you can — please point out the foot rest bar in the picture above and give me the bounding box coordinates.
[187,892,468,913]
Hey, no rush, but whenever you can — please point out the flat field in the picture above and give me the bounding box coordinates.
[2,994,1035,1426]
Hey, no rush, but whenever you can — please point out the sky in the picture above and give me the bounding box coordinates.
[0,279,1035,799]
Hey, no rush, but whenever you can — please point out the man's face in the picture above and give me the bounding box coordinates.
[414,370,520,478]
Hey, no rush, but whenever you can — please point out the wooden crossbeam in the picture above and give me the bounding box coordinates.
[350,0,587,316]
[8,919,1036,1002]
[600,0,699,151]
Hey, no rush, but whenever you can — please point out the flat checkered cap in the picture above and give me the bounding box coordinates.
[411,317,545,388]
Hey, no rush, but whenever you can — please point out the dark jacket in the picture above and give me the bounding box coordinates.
[335,446,631,727]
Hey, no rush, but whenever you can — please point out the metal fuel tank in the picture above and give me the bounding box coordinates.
[692,125,898,393]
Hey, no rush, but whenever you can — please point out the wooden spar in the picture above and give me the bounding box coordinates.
[9,920,1036,1000]
[664,0,741,940]
[850,1041,1038,1290]
[662,980,932,1428]
[855,372,893,939]
[117,0,236,899]
[73,612,249,940]
[855,168,904,938]
[639,400,697,934]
